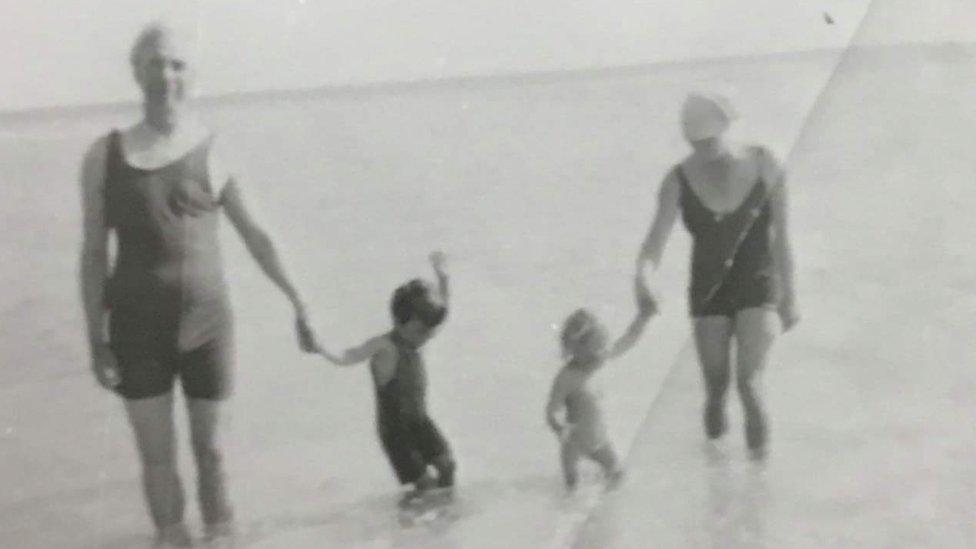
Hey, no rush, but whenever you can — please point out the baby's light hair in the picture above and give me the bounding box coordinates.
[560,308,601,360]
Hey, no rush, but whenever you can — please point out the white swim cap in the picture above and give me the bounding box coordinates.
[681,92,737,141]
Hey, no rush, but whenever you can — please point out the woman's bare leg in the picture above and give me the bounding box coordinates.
[693,316,734,439]
[734,307,779,457]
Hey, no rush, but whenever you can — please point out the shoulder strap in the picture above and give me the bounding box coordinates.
[105,129,121,173]
[674,163,705,214]
[102,130,122,227]
[674,164,690,190]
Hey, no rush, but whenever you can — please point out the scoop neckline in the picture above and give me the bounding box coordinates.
[115,129,210,172]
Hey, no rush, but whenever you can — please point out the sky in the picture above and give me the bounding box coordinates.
[1,0,969,112]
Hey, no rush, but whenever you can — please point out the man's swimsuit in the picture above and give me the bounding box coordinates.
[104,130,233,400]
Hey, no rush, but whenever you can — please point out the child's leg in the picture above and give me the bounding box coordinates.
[412,417,456,488]
[560,441,582,489]
[378,423,429,490]
[432,454,456,489]
[590,444,624,488]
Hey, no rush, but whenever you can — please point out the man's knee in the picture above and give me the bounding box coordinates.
[191,437,224,470]
[736,374,762,401]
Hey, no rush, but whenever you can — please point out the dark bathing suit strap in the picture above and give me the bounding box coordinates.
[675,164,691,196]
[676,162,764,218]
[103,130,123,228]
[105,130,122,172]
[686,161,779,311]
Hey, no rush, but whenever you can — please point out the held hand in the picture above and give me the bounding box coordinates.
[90,344,121,390]
[316,346,343,366]
[429,250,447,275]
[295,313,321,353]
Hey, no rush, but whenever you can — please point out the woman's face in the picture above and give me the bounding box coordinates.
[688,136,726,160]
[134,35,195,112]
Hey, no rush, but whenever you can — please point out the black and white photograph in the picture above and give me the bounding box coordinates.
[1,1,974,547]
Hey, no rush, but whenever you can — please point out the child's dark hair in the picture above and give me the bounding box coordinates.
[391,279,447,327]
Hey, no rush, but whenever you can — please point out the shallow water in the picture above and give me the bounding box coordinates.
[2,6,975,547]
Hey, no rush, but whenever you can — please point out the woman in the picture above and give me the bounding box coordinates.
[78,23,319,546]
[636,92,799,459]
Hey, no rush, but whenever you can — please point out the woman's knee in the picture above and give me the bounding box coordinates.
[735,371,766,408]
[706,368,731,394]
[693,316,733,388]
[734,308,777,384]
[735,308,778,355]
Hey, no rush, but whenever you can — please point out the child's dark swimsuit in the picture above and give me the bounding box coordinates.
[372,331,451,485]
[103,130,233,400]
[677,163,779,318]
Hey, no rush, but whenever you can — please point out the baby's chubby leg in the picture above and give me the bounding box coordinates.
[560,440,582,489]
[590,445,624,489]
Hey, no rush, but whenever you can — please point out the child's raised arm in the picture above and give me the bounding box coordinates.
[429,251,450,307]
[319,335,387,366]
[606,276,656,360]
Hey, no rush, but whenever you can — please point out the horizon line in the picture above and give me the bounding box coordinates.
[0,40,966,124]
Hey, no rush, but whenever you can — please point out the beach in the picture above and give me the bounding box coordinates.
[1,2,974,546]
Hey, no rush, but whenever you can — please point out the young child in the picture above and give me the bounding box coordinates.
[546,276,656,490]
[315,252,456,505]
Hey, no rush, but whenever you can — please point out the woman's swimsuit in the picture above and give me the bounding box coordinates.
[372,331,451,485]
[677,161,779,318]
[104,130,233,400]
